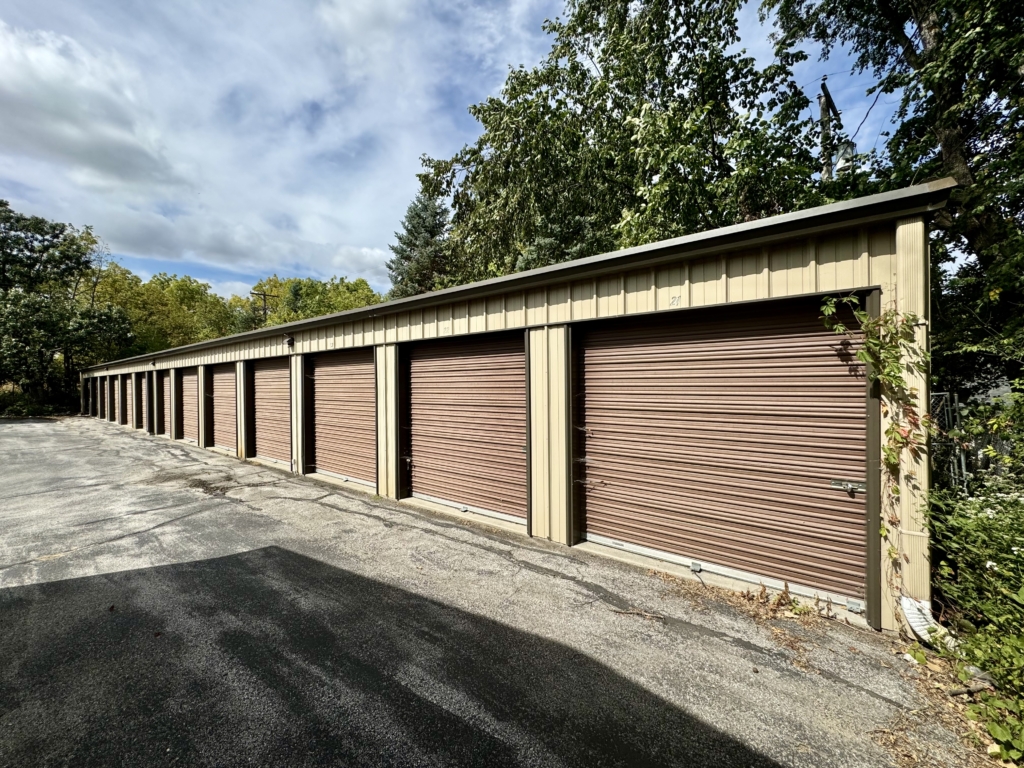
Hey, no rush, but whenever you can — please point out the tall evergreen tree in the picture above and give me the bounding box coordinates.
[386,191,452,299]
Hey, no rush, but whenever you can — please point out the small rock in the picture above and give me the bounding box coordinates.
[903,653,920,665]
[752,667,759,674]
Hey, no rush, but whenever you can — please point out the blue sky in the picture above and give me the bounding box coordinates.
[0,0,894,297]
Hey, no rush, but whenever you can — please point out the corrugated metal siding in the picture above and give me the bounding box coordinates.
[212,364,236,451]
[88,228,897,377]
[311,349,375,484]
[407,335,527,518]
[159,371,170,435]
[125,375,133,428]
[579,298,868,598]
[253,357,291,464]
[181,368,199,443]
[114,378,122,423]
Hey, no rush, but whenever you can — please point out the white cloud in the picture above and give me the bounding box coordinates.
[0,20,179,189]
[205,279,256,300]
[0,0,560,292]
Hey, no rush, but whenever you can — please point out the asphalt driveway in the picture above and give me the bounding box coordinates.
[0,418,972,767]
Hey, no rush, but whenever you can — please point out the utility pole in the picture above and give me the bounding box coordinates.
[249,290,278,325]
[818,76,843,182]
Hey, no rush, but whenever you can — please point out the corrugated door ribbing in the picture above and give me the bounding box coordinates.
[253,358,291,464]
[408,336,527,518]
[99,379,106,419]
[160,371,171,435]
[212,364,237,451]
[579,298,867,598]
[181,368,200,442]
[125,375,134,428]
[140,374,148,430]
[311,349,375,484]
[113,378,121,423]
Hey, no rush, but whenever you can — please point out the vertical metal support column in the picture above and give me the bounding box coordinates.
[375,344,399,499]
[528,325,571,544]
[235,361,247,458]
[290,354,306,475]
[80,374,86,415]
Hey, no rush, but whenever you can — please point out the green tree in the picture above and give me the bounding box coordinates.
[0,201,130,409]
[239,275,380,327]
[421,0,829,281]
[765,0,1024,396]
[387,190,453,298]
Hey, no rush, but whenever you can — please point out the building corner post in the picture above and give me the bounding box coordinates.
[881,215,931,631]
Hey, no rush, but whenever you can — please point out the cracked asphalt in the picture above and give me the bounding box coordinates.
[0,418,972,767]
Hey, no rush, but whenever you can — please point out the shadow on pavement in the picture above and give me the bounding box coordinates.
[0,547,782,767]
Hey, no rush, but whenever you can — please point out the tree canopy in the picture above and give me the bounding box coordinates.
[0,200,381,412]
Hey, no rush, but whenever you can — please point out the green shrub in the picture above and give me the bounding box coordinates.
[931,473,1024,761]
[0,386,62,418]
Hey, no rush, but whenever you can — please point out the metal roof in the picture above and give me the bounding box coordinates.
[86,177,956,371]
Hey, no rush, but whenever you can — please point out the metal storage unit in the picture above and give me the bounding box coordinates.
[159,371,171,435]
[406,335,527,521]
[181,368,200,443]
[125,375,134,428]
[99,379,106,419]
[578,298,868,598]
[310,349,375,485]
[211,364,237,452]
[253,357,291,465]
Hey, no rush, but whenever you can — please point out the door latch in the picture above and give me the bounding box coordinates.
[830,479,867,494]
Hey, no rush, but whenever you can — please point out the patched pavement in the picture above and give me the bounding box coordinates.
[0,418,971,767]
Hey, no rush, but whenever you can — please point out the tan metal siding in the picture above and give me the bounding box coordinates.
[125,375,134,428]
[311,349,375,484]
[407,335,527,519]
[159,371,171,435]
[181,368,199,442]
[211,364,237,451]
[253,357,291,465]
[579,297,867,598]
[114,377,122,423]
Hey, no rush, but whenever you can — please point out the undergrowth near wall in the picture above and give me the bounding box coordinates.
[823,294,1024,762]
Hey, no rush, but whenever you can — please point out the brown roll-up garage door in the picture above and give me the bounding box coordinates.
[407,335,527,519]
[311,349,376,484]
[159,371,171,435]
[113,377,122,423]
[125,375,134,428]
[211,364,237,452]
[181,368,199,443]
[253,358,291,465]
[99,379,106,419]
[578,298,867,598]
[139,374,148,431]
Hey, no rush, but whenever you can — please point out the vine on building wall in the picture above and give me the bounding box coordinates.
[821,295,933,610]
